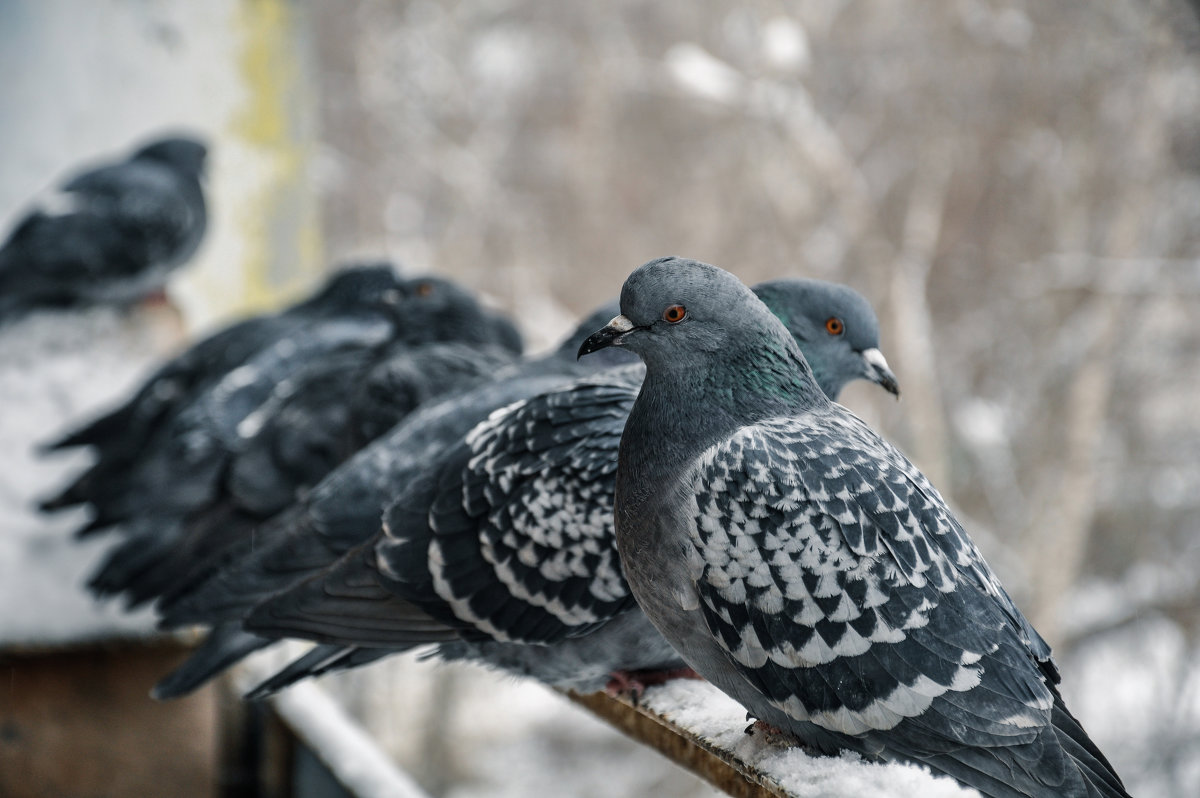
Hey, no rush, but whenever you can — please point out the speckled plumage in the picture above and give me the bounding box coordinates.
[600,257,1127,798]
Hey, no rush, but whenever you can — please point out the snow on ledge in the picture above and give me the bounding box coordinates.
[566,679,979,798]
[0,308,181,648]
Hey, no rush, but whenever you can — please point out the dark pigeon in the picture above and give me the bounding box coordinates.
[0,134,208,323]
[174,278,898,698]
[89,340,516,609]
[72,274,523,609]
[226,340,517,517]
[41,263,411,465]
[42,267,410,526]
[583,257,1128,798]
[42,269,522,522]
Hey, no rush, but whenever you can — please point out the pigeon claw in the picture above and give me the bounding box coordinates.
[744,718,807,748]
[605,666,703,706]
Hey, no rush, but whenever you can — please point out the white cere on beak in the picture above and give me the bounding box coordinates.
[862,347,892,373]
[607,315,635,332]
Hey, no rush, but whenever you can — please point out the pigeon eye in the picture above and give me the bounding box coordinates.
[415,282,434,298]
[825,317,844,335]
[662,305,687,323]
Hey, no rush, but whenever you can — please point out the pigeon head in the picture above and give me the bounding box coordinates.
[393,276,523,353]
[133,135,208,178]
[579,257,825,410]
[307,262,407,312]
[580,257,785,363]
[752,278,900,400]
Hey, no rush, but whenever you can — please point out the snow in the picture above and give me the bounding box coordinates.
[0,307,180,646]
[639,680,980,798]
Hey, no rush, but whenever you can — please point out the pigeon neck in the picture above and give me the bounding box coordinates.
[623,337,827,479]
[650,332,826,413]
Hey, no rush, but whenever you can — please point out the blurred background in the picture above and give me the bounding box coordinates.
[2,1,1200,796]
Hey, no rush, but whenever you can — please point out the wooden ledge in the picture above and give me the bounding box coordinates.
[562,680,978,798]
[566,687,786,797]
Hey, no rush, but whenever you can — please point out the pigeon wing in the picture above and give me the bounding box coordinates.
[682,412,1087,794]
[378,368,644,645]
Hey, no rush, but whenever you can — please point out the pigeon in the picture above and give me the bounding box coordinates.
[0,134,208,323]
[42,269,522,528]
[87,341,518,609]
[150,302,635,698]
[580,257,1128,798]
[185,278,899,698]
[42,269,409,527]
[227,340,518,517]
[41,263,412,465]
[73,274,524,611]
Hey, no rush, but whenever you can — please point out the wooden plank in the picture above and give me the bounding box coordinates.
[0,640,218,798]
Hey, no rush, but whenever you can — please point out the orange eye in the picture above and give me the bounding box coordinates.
[415,282,434,297]
[662,304,687,323]
[825,317,844,335]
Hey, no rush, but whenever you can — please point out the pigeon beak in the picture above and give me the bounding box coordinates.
[578,315,636,359]
[861,348,901,398]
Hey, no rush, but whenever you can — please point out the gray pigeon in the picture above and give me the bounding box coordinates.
[581,257,1127,798]
[0,134,208,323]
[232,278,899,697]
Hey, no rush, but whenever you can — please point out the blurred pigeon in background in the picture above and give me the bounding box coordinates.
[0,134,208,324]
[41,263,409,462]
[41,268,522,526]
[583,257,1128,798]
[92,339,517,610]
[45,269,523,611]
[154,277,899,698]
[39,263,413,522]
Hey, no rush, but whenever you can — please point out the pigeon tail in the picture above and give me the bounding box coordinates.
[244,645,397,700]
[152,624,271,700]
